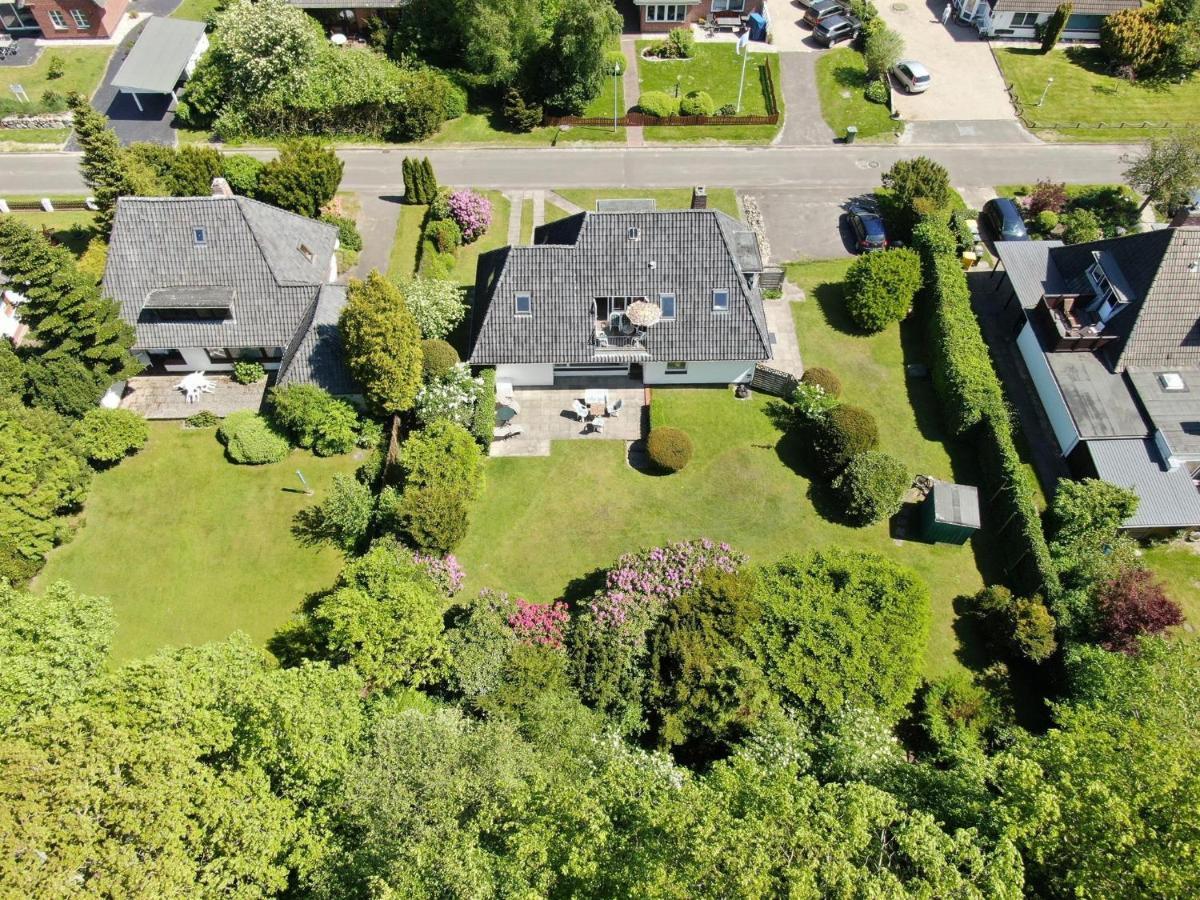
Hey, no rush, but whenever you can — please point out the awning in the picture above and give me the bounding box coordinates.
[111,17,208,95]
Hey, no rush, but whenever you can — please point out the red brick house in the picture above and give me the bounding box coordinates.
[2,0,127,39]
[634,0,762,33]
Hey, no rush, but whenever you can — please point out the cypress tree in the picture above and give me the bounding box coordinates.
[402,158,417,204]
[67,94,138,234]
[421,157,438,204]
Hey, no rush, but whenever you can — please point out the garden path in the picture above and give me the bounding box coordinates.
[620,37,644,147]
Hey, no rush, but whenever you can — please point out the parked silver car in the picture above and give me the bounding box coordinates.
[891,59,931,94]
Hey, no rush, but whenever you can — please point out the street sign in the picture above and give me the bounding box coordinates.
[10,84,28,104]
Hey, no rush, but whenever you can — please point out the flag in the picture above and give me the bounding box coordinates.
[736,30,749,54]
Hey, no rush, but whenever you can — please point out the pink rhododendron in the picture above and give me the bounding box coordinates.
[508,599,569,649]
[448,190,492,243]
[412,552,466,595]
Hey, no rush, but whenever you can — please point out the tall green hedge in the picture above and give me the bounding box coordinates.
[472,368,496,452]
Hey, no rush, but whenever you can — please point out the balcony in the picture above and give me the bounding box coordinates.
[593,325,649,355]
[1037,293,1117,353]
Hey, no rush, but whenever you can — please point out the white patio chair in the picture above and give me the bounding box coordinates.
[595,329,609,348]
[592,416,605,435]
[607,397,623,417]
[572,399,588,421]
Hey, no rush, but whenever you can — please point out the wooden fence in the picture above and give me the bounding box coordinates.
[759,266,785,292]
[751,363,799,398]
[545,60,779,128]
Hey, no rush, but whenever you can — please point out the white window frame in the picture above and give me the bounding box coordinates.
[70,8,88,28]
[514,292,532,316]
[646,4,686,22]
[48,9,67,29]
[1010,12,1040,26]
[712,289,730,312]
[712,0,746,12]
[193,227,207,245]
[658,292,676,320]
[665,361,688,375]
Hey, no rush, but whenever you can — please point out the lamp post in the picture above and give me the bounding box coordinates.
[735,29,750,114]
[675,74,682,98]
[1037,76,1054,107]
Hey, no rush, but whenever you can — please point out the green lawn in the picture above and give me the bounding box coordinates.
[455,259,987,678]
[387,204,427,280]
[518,195,533,245]
[426,111,625,146]
[3,199,97,256]
[1144,544,1200,630]
[815,47,900,142]
[447,190,510,286]
[0,46,112,110]
[554,187,741,220]
[37,422,360,661]
[0,128,69,147]
[172,0,223,19]
[636,42,782,144]
[545,200,571,224]
[994,47,1200,142]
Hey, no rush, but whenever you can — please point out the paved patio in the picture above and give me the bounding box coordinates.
[490,378,647,457]
[119,375,268,419]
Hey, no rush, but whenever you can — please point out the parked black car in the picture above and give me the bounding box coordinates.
[813,13,861,46]
[982,197,1030,241]
[848,206,888,252]
[803,0,848,27]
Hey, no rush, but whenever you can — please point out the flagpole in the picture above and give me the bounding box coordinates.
[736,31,749,114]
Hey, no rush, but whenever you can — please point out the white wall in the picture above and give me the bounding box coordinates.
[159,348,282,373]
[497,363,555,386]
[643,360,755,385]
[1017,322,1079,456]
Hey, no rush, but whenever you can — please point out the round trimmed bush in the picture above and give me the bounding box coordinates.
[832,451,910,525]
[843,248,922,333]
[801,367,842,398]
[232,360,266,385]
[679,90,714,116]
[810,404,879,477]
[428,218,462,254]
[75,408,149,464]
[717,103,737,116]
[399,484,470,555]
[421,339,460,380]
[185,410,219,429]
[638,90,679,119]
[218,411,290,465]
[647,426,693,473]
[865,78,889,104]
[1035,210,1059,234]
[321,212,363,252]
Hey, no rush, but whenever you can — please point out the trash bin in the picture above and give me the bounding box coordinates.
[747,11,767,41]
[845,125,858,144]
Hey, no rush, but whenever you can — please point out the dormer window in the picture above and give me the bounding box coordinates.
[298,243,314,263]
[658,292,676,320]
[193,227,207,245]
[628,226,640,241]
[712,289,729,312]
[515,292,532,316]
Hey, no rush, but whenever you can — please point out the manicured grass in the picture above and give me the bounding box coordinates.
[0,128,68,146]
[994,47,1200,142]
[37,422,361,661]
[3,200,97,256]
[0,47,112,110]
[426,111,625,146]
[545,200,571,224]
[814,47,900,142]
[636,42,782,144]
[555,187,741,220]
[585,62,624,118]
[172,0,223,20]
[387,204,427,280]
[1144,544,1200,630]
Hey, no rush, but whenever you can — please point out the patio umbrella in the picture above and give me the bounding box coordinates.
[626,300,662,328]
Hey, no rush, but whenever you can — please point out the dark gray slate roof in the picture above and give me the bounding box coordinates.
[992,0,1138,13]
[1089,438,1200,530]
[468,210,770,365]
[1127,366,1200,459]
[276,284,359,396]
[1046,351,1148,439]
[995,240,1065,310]
[105,196,338,353]
[111,17,207,95]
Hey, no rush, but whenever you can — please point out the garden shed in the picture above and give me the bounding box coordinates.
[110,17,208,112]
[920,482,980,545]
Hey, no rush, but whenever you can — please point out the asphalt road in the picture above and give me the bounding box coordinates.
[0,143,1133,196]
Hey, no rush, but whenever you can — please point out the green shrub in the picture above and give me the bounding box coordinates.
[77,237,108,283]
[1035,210,1059,234]
[398,484,470,555]
[429,188,453,221]
[647,426,693,473]
[294,472,374,552]
[0,544,42,587]
[679,90,714,116]
[604,49,626,75]
[269,383,360,456]
[399,419,483,499]
[843,248,922,332]
[637,90,679,118]
[865,78,889,104]
[969,584,1058,663]
[1061,208,1103,244]
[921,671,1001,758]
[47,55,64,79]
[427,218,462,254]
[472,367,495,451]
[421,339,460,380]
[222,154,264,195]
[666,26,695,58]
[717,103,737,116]
[185,410,219,429]
[320,213,363,252]
[832,451,909,525]
[503,87,544,132]
[231,360,265,385]
[801,367,841,398]
[218,411,290,465]
[810,404,879,477]
[74,408,149,465]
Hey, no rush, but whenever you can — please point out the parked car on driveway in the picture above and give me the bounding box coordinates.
[803,0,848,27]
[891,60,931,94]
[813,14,862,46]
[848,206,888,252]
[982,197,1030,241]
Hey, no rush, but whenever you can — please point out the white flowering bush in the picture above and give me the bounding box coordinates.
[211,0,321,97]
[414,364,483,428]
[400,276,468,340]
[791,382,837,423]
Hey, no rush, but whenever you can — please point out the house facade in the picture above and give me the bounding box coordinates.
[994,228,1200,535]
[104,182,356,396]
[2,0,128,39]
[468,204,771,387]
[955,0,1138,40]
[633,0,763,33]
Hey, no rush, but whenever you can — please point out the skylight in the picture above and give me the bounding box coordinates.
[515,292,532,316]
[193,227,207,246]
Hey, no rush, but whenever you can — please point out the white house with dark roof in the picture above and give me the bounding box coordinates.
[467,206,772,386]
[956,0,1140,39]
[104,184,357,396]
[993,227,1200,534]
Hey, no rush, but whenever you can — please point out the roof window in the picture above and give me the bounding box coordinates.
[298,243,314,263]
[193,227,207,246]
[1159,372,1185,391]
[515,292,532,316]
[628,226,640,241]
[712,289,729,312]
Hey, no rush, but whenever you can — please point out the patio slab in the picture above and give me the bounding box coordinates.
[489,378,647,457]
[119,374,268,419]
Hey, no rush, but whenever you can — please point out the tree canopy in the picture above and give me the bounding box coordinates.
[339,271,423,414]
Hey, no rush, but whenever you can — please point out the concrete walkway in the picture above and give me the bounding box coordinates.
[775,53,834,146]
[352,193,403,278]
[532,189,545,230]
[547,191,585,215]
[762,298,804,377]
[504,190,526,245]
[620,37,644,147]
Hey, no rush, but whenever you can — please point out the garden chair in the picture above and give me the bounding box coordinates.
[607,397,623,417]
[572,399,588,421]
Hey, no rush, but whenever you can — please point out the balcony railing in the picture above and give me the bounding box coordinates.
[593,328,649,354]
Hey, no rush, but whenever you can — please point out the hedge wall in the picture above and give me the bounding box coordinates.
[913,219,1059,599]
[473,368,496,452]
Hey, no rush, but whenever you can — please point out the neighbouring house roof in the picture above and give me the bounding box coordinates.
[111,17,207,95]
[276,284,358,396]
[468,210,771,366]
[991,0,1139,14]
[1045,351,1148,440]
[104,196,338,354]
[1088,438,1200,530]
[1127,366,1200,460]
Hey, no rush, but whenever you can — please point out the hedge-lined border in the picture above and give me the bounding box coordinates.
[472,367,496,453]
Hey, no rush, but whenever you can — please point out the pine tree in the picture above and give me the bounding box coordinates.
[67,94,138,234]
[421,157,438,203]
[402,158,417,204]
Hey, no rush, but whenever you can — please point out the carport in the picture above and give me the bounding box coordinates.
[110,17,208,114]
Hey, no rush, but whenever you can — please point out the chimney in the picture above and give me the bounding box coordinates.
[691,186,707,210]
[210,177,234,199]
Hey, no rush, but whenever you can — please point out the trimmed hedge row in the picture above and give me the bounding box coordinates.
[913,219,1059,598]
[472,367,496,452]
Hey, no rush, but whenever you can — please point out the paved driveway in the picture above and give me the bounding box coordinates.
[876,0,1014,121]
[748,186,873,261]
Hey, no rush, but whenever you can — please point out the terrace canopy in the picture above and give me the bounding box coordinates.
[111,17,208,112]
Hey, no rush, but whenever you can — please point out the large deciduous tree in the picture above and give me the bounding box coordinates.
[1124,132,1200,214]
[339,271,423,415]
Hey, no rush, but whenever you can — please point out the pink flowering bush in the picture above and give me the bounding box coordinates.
[448,190,492,243]
[509,599,569,649]
[412,552,466,596]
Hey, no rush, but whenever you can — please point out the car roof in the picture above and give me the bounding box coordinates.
[818,13,850,26]
[896,59,930,77]
[988,197,1022,218]
[811,0,842,9]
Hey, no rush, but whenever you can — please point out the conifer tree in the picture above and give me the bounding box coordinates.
[67,94,139,234]
[402,158,417,204]
[421,157,438,203]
